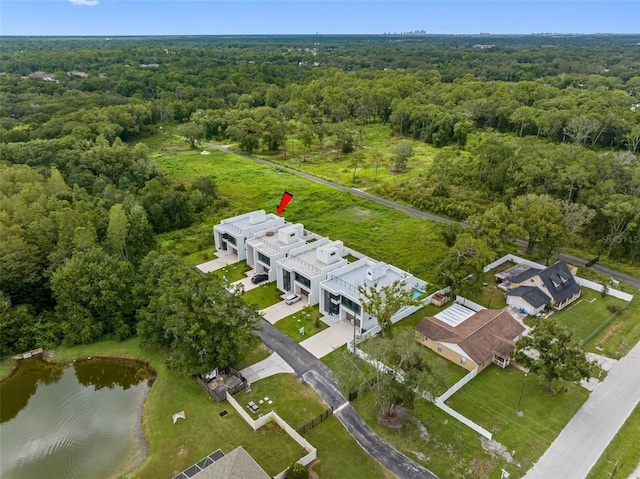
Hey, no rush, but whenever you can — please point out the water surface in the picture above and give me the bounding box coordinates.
[0,356,152,479]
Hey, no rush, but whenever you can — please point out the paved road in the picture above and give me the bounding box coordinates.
[256,320,438,479]
[523,340,640,479]
[204,142,640,289]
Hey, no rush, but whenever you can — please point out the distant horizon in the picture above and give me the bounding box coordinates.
[3,32,640,37]
[1,1,639,37]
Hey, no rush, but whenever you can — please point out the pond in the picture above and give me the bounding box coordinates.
[0,356,154,479]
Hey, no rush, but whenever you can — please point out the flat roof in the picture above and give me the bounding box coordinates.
[322,259,425,299]
[218,211,281,235]
[279,247,334,276]
[434,303,476,327]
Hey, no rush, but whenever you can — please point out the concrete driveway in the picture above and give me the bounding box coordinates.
[240,352,294,385]
[196,252,238,273]
[260,297,308,324]
[230,270,261,292]
[300,319,354,358]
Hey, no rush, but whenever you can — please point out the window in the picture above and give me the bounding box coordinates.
[222,233,237,245]
[341,296,361,315]
[460,357,466,365]
[283,270,291,291]
[257,252,271,266]
[437,343,442,352]
[294,272,311,289]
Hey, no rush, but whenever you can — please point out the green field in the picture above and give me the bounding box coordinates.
[208,260,252,283]
[547,292,627,343]
[155,149,448,284]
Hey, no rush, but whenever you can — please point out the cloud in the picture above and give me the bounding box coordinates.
[69,0,100,6]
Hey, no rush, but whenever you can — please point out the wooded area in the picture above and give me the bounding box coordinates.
[1,34,638,360]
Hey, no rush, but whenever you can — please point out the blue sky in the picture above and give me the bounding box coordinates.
[1,1,638,36]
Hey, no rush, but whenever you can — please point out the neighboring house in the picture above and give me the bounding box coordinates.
[416,308,526,371]
[505,285,551,315]
[188,446,269,479]
[275,238,348,306]
[67,71,89,78]
[319,258,427,333]
[29,71,57,82]
[245,224,319,282]
[213,210,285,261]
[505,261,581,312]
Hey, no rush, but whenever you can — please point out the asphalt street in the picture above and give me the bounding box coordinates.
[257,320,439,479]
[523,339,640,479]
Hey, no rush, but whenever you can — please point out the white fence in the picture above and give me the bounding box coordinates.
[484,254,633,302]
[353,346,492,440]
[438,368,478,402]
[226,392,317,477]
[455,296,486,312]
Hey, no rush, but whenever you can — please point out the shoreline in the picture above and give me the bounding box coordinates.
[1,350,157,478]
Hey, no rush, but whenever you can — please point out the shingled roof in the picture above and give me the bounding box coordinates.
[507,285,552,309]
[538,261,581,304]
[416,309,525,366]
[192,447,269,479]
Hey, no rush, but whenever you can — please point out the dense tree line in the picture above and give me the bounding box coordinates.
[1,35,639,359]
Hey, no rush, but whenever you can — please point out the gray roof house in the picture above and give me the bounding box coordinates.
[506,261,581,313]
[190,447,269,479]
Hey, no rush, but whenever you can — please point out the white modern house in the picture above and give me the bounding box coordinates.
[319,258,428,334]
[246,224,320,282]
[213,210,284,261]
[275,238,348,306]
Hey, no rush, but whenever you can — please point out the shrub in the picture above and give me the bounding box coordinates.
[286,462,308,479]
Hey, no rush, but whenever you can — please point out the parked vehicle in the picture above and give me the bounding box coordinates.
[284,293,301,305]
[251,273,269,284]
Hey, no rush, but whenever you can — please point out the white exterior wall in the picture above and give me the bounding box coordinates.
[213,210,285,261]
[506,295,544,315]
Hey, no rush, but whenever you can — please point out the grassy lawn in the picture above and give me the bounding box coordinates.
[275,307,328,343]
[242,282,283,309]
[208,260,252,283]
[586,402,640,479]
[392,304,448,330]
[233,342,272,371]
[1,338,305,478]
[236,373,328,430]
[585,296,640,358]
[181,246,218,265]
[546,292,627,344]
[352,390,507,479]
[305,416,396,479]
[445,364,590,477]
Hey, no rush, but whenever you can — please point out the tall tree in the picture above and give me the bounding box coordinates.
[360,328,446,420]
[511,194,565,261]
[437,233,494,299]
[393,141,414,171]
[358,279,418,338]
[106,204,130,257]
[137,265,261,376]
[514,318,594,393]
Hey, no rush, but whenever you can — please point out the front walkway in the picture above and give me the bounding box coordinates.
[240,352,294,384]
[260,297,308,324]
[196,252,238,273]
[300,319,354,358]
[524,340,640,479]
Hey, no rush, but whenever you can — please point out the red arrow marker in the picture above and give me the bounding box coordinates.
[277,191,293,215]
